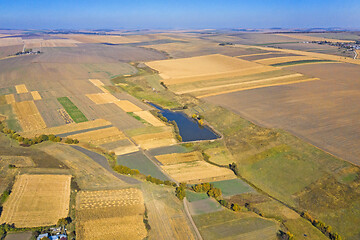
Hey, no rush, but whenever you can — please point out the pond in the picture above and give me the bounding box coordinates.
[149,103,220,142]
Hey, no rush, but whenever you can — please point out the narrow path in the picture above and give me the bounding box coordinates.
[183,197,203,240]
[354,50,358,60]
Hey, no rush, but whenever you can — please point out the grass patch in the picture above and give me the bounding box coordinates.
[271,59,336,67]
[117,151,170,181]
[57,97,88,123]
[0,104,22,131]
[211,178,253,197]
[186,190,209,202]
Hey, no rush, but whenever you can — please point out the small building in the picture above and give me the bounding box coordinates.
[37,233,49,240]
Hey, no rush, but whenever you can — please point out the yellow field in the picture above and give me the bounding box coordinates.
[15,84,28,94]
[112,143,139,155]
[23,38,80,48]
[12,101,46,132]
[76,188,147,240]
[133,111,165,126]
[4,94,15,104]
[161,160,236,184]
[275,33,355,43]
[0,37,23,47]
[0,174,71,228]
[114,100,142,112]
[21,118,111,138]
[30,91,42,100]
[89,79,109,93]
[254,56,318,65]
[67,127,127,145]
[86,93,119,104]
[146,54,275,85]
[132,131,176,149]
[155,152,202,165]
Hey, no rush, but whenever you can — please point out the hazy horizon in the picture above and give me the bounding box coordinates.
[1,0,359,30]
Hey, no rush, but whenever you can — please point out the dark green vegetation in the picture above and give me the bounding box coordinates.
[271,59,335,66]
[57,97,88,123]
[110,63,357,239]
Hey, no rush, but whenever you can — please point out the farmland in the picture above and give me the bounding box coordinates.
[0,174,71,228]
[57,97,88,123]
[12,100,47,131]
[76,188,147,240]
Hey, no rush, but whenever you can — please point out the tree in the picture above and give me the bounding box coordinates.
[231,203,241,212]
[175,183,186,200]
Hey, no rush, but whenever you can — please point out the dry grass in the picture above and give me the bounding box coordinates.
[161,160,236,184]
[155,152,202,165]
[64,34,141,44]
[86,93,119,104]
[0,37,23,47]
[146,54,275,85]
[112,144,139,155]
[67,126,127,145]
[114,100,142,112]
[275,33,355,43]
[0,174,71,228]
[76,188,147,240]
[12,101,46,132]
[254,56,318,65]
[30,91,42,100]
[0,156,35,168]
[21,118,110,138]
[15,84,28,94]
[89,79,109,93]
[132,131,176,149]
[133,111,165,126]
[4,94,15,104]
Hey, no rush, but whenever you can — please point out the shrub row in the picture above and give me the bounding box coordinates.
[301,212,342,240]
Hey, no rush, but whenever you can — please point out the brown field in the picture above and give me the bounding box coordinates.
[133,111,165,126]
[57,109,74,124]
[161,160,236,184]
[12,101,46,131]
[4,94,15,104]
[76,188,147,240]
[0,156,35,168]
[67,126,127,145]
[21,118,111,138]
[275,33,355,43]
[155,152,202,165]
[30,91,42,100]
[205,62,360,166]
[0,174,71,228]
[23,38,80,48]
[15,84,28,94]
[0,37,23,47]
[131,131,176,149]
[63,34,141,44]
[112,143,139,155]
[89,79,110,93]
[146,54,275,85]
[254,56,319,65]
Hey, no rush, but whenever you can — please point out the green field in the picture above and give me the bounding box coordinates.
[271,59,335,67]
[188,198,223,215]
[117,151,170,181]
[211,178,253,197]
[193,210,278,240]
[185,190,209,202]
[57,97,88,123]
[0,104,22,131]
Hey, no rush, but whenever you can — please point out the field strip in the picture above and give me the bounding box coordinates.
[86,93,143,112]
[254,56,318,65]
[30,91,42,100]
[5,94,15,104]
[57,97,88,123]
[12,101,47,132]
[177,73,303,94]
[89,79,109,93]
[198,78,320,98]
[21,118,111,138]
[274,33,355,43]
[66,126,127,145]
[114,100,142,112]
[15,84,28,94]
[236,52,276,58]
[57,124,112,137]
[233,44,360,66]
[133,111,165,126]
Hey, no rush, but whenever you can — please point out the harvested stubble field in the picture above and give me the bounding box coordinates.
[76,188,147,240]
[0,174,71,228]
[12,100,47,131]
[161,160,235,184]
[155,151,202,165]
[275,33,355,43]
[15,84,28,94]
[67,126,127,145]
[101,139,139,155]
[21,118,111,138]
[86,92,143,112]
[146,54,275,85]
[131,130,177,149]
[254,55,319,65]
[30,91,42,100]
[133,110,165,126]
[4,94,15,104]
[64,34,141,44]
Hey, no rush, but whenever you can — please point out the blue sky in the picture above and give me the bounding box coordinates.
[0,0,359,29]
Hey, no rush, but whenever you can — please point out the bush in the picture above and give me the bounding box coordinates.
[175,183,186,200]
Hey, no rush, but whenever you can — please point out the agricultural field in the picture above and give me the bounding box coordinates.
[57,97,88,123]
[130,127,177,150]
[76,188,147,240]
[133,110,165,126]
[0,174,71,228]
[12,100,47,131]
[66,126,127,145]
[155,151,202,165]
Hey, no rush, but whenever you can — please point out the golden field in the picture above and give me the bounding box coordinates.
[30,91,42,100]
[15,84,28,94]
[131,131,176,149]
[155,152,202,165]
[12,101,47,131]
[67,126,127,145]
[0,174,71,228]
[133,110,165,126]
